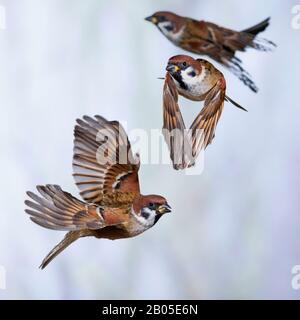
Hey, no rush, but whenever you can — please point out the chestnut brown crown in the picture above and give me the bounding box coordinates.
[166,55,202,75]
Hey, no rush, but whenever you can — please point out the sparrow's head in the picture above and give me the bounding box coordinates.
[145,11,184,37]
[166,55,202,89]
[133,195,171,227]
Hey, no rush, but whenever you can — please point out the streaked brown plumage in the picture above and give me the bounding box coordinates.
[145,11,276,92]
[25,115,171,269]
[163,55,247,170]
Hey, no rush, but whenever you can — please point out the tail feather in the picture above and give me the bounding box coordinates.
[39,231,81,269]
[241,17,276,51]
[225,95,248,112]
[248,36,276,52]
[229,32,275,53]
[242,17,270,35]
[212,17,275,92]
[25,185,103,269]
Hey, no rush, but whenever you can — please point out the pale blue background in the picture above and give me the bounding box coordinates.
[0,0,299,299]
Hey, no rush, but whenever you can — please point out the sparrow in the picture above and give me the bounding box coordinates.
[25,115,171,269]
[145,11,276,92]
[162,54,247,170]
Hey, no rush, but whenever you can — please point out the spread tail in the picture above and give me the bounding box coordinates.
[240,17,276,52]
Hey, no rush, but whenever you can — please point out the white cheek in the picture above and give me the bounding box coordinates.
[140,208,156,224]
[181,68,209,96]
[158,22,184,42]
[131,207,156,229]
[181,67,202,84]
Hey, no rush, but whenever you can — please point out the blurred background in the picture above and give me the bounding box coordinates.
[0,0,299,299]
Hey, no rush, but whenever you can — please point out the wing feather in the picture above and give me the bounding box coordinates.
[73,115,140,206]
[25,185,104,231]
[189,78,226,165]
[162,74,190,170]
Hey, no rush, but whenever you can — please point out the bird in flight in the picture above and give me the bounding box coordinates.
[25,115,171,269]
[162,55,247,170]
[146,11,276,92]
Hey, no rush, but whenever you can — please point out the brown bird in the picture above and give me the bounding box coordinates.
[145,11,276,92]
[25,115,171,269]
[162,54,246,170]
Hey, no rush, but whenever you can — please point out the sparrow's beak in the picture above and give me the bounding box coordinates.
[145,16,158,24]
[157,203,172,214]
[166,64,180,73]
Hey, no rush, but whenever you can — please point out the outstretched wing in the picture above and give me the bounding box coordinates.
[25,185,129,231]
[25,185,103,231]
[163,73,190,170]
[189,77,226,165]
[73,115,140,206]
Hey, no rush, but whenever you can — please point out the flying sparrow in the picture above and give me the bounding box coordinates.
[145,11,276,92]
[162,54,247,170]
[25,115,171,269]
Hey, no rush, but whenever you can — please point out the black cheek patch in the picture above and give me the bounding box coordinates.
[173,73,188,90]
[141,209,150,220]
[188,71,196,77]
[164,24,174,32]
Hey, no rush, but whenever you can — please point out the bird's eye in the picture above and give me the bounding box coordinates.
[148,202,155,210]
[182,62,187,67]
